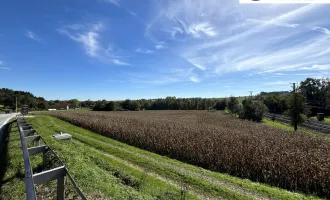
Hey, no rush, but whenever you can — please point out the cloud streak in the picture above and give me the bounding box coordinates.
[59,22,129,66]
[0,61,10,70]
[147,2,330,79]
[25,30,42,43]
[104,0,120,6]
[135,48,154,54]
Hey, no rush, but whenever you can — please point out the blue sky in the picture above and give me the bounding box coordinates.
[1,0,330,100]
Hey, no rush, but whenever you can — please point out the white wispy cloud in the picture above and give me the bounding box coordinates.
[189,76,200,83]
[113,59,129,65]
[155,44,165,49]
[146,1,330,81]
[265,81,292,85]
[135,48,154,54]
[311,26,330,35]
[59,22,129,66]
[80,31,100,57]
[246,18,300,28]
[0,61,9,70]
[25,30,42,42]
[128,67,200,85]
[186,58,206,70]
[301,64,330,71]
[128,11,137,17]
[0,67,10,70]
[130,77,180,85]
[104,0,120,6]
[187,22,217,38]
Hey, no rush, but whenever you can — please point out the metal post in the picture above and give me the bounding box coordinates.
[43,151,46,170]
[17,120,37,200]
[57,176,65,200]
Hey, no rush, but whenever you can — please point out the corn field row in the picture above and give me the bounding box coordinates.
[47,110,330,198]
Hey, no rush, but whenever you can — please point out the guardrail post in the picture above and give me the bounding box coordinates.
[17,117,86,199]
[43,151,46,170]
[57,176,65,200]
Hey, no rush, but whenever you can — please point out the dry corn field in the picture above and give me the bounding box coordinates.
[47,110,330,198]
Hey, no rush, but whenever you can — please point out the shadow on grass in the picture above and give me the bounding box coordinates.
[0,120,16,193]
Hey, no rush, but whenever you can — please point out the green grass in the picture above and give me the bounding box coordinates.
[27,116,197,200]
[262,118,330,141]
[310,116,330,123]
[325,117,330,123]
[262,118,293,132]
[22,115,321,199]
[0,121,26,199]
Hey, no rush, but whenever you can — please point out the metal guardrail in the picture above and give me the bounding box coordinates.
[17,117,87,200]
[264,113,330,134]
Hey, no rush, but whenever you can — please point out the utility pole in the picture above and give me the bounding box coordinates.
[290,82,298,131]
[16,96,17,113]
[249,91,253,98]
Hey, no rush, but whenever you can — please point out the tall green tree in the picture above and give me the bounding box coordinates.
[241,99,268,122]
[104,101,117,111]
[227,96,239,114]
[71,99,80,107]
[286,90,307,131]
[299,78,330,107]
[263,94,288,114]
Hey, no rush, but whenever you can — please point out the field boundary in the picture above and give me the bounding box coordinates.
[264,113,330,134]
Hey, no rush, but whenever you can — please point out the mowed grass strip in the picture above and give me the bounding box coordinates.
[28,115,321,200]
[0,121,26,200]
[25,115,201,200]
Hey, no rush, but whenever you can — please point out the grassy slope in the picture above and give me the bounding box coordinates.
[21,115,320,200]
[0,121,26,200]
[29,116,196,200]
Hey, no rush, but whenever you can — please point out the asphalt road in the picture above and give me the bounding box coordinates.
[0,113,17,130]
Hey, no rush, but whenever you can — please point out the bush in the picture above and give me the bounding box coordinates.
[104,101,117,111]
[241,99,268,122]
[214,99,227,110]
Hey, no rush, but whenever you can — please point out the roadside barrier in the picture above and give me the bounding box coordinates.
[17,117,86,200]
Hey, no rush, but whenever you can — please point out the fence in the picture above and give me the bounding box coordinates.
[17,117,86,200]
[264,113,330,134]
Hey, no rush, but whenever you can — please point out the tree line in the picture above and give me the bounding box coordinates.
[2,77,329,126]
[0,88,48,111]
[92,97,222,111]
